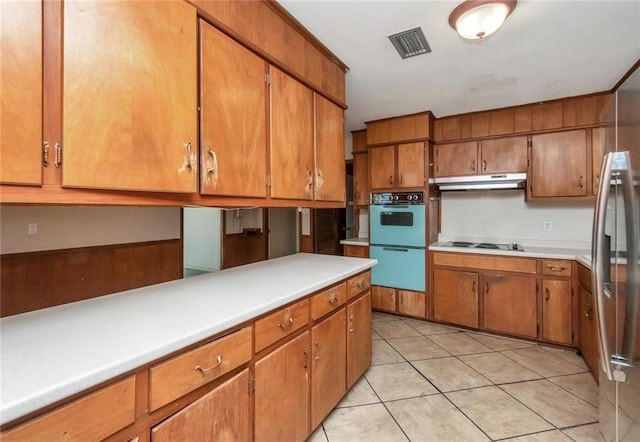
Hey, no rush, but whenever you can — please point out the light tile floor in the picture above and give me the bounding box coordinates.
[308,312,600,442]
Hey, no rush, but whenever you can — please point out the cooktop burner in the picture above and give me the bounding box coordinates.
[444,241,524,251]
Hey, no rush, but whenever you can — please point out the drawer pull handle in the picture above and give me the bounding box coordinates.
[278,317,294,330]
[349,313,354,332]
[549,266,565,272]
[195,354,223,375]
[329,295,339,305]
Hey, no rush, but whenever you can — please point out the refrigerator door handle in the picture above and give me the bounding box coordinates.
[616,151,639,381]
[593,151,616,382]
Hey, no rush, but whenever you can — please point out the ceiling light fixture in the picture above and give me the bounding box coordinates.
[449,0,517,41]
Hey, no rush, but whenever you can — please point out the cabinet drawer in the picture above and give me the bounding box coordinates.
[578,263,592,291]
[542,260,572,277]
[255,299,309,352]
[347,271,371,300]
[344,245,369,258]
[1,377,135,441]
[149,326,252,411]
[312,282,346,320]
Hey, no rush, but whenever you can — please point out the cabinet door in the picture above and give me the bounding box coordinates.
[434,141,478,177]
[63,1,198,192]
[482,274,537,338]
[480,136,527,174]
[0,1,42,185]
[353,151,369,205]
[397,142,424,188]
[372,286,396,312]
[270,67,314,200]
[578,285,598,377]
[433,268,479,328]
[151,369,250,442]
[200,21,267,197]
[311,309,346,429]
[591,127,604,196]
[254,331,309,441]
[347,291,372,388]
[369,145,395,189]
[315,94,345,201]
[398,290,425,318]
[542,280,573,344]
[530,130,588,197]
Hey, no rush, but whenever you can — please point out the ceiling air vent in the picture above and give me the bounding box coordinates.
[388,27,431,59]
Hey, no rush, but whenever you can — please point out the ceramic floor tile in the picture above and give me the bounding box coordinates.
[365,362,438,401]
[548,372,599,407]
[307,425,328,442]
[540,345,589,370]
[412,357,492,392]
[502,347,588,377]
[501,429,574,441]
[402,319,461,336]
[560,423,601,442]
[467,331,535,351]
[372,320,422,339]
[371,340,405,365]
[459,352,541,384]
[501,379,598,428]
[428,332,493,355]
[386,336,451,361]
[386,394,489,441]
[371,329,383,340]
[372,311,403,322]
[336,376,380,408]
[322,403,408,442]
[446,386,553,440]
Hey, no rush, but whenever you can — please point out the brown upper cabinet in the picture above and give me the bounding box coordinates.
[367,112,432,146]
[434,93,610,142]
[62,1,198,193]
[314,95,346,202]
[0,1,43,186]
[528,130,589,198]
[200,20,268,198]
[351,130,369,206]
[434,136,527,177]
[369,142,425,190]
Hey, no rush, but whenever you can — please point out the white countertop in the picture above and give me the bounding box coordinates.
[429,242,591,261]
[0,253,377,425]
[340,237,369,246]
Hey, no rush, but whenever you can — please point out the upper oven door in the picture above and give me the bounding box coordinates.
[370,204,425,247]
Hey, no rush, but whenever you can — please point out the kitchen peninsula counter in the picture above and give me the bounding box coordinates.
[0,253,376,426]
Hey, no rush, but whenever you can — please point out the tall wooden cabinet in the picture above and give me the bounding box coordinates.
[199,20,267,197]
[351,130,369,206]
[315,95,345,202]
[0,1,42,186]
[62,0,198,192]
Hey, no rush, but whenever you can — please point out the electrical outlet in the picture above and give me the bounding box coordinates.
[28,223,38,235]
[543,221,552,232]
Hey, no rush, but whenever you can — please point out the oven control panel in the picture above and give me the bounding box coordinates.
[371,192,424,205]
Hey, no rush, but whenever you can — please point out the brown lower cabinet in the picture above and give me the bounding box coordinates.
[431,252,577,346]
[578,263,598,379]
[372,286,426,318]
[255,331,310,441]
[347,291,372,388]
[152,369,251,442]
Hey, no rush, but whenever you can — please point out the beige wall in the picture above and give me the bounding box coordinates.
[1,206,181,254]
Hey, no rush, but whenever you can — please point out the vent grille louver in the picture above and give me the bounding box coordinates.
[388,27,431,59]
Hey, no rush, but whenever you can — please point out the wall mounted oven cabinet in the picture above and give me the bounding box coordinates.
[369,192,425,292]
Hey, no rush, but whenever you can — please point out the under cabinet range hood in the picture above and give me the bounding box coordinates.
[433,173,527,191]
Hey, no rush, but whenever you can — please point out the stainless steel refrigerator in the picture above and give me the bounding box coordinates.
[592,63,640,442]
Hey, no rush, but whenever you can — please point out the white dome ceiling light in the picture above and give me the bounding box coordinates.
[449,0,517,41]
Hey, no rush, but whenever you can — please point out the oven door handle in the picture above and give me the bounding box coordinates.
[382,247,409,252]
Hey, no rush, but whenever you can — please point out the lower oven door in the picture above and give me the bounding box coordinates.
[370,245,425,292]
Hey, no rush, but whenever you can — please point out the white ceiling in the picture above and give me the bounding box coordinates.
[279,0,640,132]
